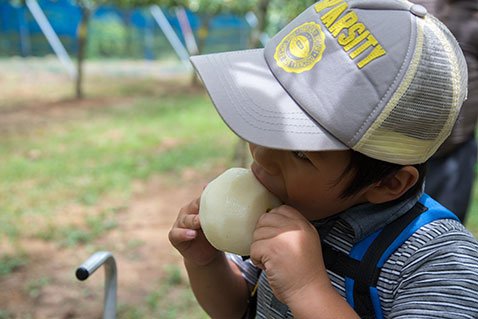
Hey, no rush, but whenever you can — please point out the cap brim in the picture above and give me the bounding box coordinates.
[190,49,348,152]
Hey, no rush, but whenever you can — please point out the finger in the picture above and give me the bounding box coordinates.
[176,198,201,228]
[168,227,197,246]
[250,240,268,270]
[268,205,304,220]
[180,213,201,230]
[181,198,200,216]
[192,197,200,210]
[256,209,291,228]
[251,260,266,271]
[257,206,312,234]
[253,225,279,242]
[249,253,266,270]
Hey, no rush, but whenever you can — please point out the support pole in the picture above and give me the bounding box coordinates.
[25,0,77,79]
[76,251,117,319]
[175,7,198,55]
[150,5,191,70]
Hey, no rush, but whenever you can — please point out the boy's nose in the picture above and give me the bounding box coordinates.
[249,144,281,175]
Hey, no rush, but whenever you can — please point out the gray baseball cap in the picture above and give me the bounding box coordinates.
[190,0,467,164]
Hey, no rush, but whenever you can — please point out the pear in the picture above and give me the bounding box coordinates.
[199,168,281,256]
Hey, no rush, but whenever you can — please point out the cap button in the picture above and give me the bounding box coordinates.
[410,4,427,17]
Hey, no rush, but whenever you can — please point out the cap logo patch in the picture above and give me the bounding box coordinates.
[274,22,326,73]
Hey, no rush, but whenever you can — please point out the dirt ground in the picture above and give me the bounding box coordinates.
[0,167,221,319]
[0,62,220,318]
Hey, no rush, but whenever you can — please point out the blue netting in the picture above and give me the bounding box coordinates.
[0,0,251,58]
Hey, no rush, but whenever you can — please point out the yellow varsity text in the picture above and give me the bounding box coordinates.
[315,0,386,68]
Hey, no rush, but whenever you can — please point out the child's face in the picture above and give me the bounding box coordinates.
[249,143,369,221]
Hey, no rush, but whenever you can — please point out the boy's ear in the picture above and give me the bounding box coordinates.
[364,166,419,204]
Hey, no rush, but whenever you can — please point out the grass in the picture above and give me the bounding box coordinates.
[465,177,478,234]
[24,277,52,298]
[0,310,14,319]
[117,264,209,319]
[463,130,478,233]
[0,91,236,243]
[34,207,119,247]
[0,254,28,279]
[0,75,235,317]
[0,77,235,317]
[0,60,477,318]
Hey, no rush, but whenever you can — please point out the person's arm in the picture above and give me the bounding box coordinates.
[286,281,359,319]
[169,197,250,318]
[185,254,251,318]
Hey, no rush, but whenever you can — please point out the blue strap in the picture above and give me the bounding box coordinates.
[346,229,381,306]
[346,194,458,318]
[376,194,458,267]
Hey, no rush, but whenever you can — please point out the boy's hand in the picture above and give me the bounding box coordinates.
[169,197,222,267]
[250,205,331,305]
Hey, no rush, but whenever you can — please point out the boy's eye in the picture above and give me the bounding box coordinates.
[292,151,310,161]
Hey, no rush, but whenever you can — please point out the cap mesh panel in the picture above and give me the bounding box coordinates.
[354,16,467,164]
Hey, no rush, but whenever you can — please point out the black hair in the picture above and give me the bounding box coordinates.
[338,150,427,199]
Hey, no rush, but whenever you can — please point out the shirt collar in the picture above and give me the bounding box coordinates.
[339,188,423,243]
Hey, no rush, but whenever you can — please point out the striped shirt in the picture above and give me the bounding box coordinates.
[229,194,478,318]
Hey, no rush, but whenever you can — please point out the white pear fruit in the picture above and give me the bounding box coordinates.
[199,168,281,256]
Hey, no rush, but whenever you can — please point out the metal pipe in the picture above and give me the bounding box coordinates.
[150,5,192,71]
[76,251,117,319]
[25,0,77,80]
[175,7,198,55]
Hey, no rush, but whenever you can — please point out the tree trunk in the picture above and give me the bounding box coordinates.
[233,0,271,168]
[233,138,251,168]
[249,0,270,49]
[120,9,133,58]
[76,7,91,99]
[18,6,32,57]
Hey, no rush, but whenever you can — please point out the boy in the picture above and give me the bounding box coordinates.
[169,0,478,318]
